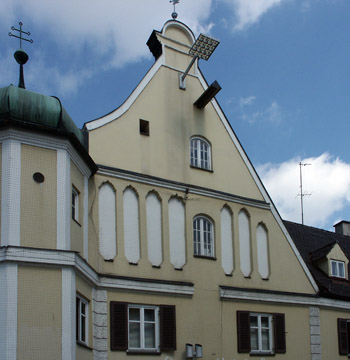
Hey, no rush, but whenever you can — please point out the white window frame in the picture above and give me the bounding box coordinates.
[72,186,79,222]
[331,260,346,278]
[76,296,88,345]
[250,313,273,354]
[193,216,214,257]
[190,137,211,170]
[128,305,160,352]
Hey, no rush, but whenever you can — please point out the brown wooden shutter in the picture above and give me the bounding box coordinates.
[338,318,349,355]
[160,305,176,351]
[237,311,250,353]
[274,313,286,353]
[110,302,128,351]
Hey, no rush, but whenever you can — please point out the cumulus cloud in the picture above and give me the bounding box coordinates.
[222,0,286,31]
[257,153,350,229]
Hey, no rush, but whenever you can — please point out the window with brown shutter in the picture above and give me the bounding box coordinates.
[338,318,349,355]
[110,302,176,353]
[236,311,286,355]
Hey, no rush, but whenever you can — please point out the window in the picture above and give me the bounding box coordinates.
[237,311,286,354]
[76,296,88,345]
[331,260,345,278]
[250,314,273,354]
[110,302,176,353]
[72,186,79,222]
[140,119,150,136]
[193,216,214,258]
[338,318,350,355]
[190,137,211,170]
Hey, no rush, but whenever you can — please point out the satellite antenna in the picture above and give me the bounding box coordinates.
[170,0,180,19]
[179,33,220,89]
[8,22,33,89]
[298,162,311,225]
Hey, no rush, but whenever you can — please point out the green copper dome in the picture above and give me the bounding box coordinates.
[0,85,87,148]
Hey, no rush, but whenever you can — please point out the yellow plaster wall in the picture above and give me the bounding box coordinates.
[106,290,311,360]
[71,160,84,254]
[20,144,57,249]
[92,175,315,295]
[17,265,62,360]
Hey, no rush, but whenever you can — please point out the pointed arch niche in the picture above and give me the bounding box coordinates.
[238,209,251,277]
[123,187,140,264]
[98,182,117,260]
[168,197,186,269]
[221,206,234,275]
[146,191,163,267]
[256,223,270,279]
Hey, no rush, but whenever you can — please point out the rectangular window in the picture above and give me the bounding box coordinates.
[250,313,273,354]
[331,260,345,278]
[72,186,79,222]
[338,318,350,355]
[237,311,286,354]
[76,296,88,345]
[110,302,176,352]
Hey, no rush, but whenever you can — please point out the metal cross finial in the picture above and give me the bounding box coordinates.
[9,22,33,49]
[170,0,180,19]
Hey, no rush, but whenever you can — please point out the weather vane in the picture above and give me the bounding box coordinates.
[170,0,180,19]
[8,22,33,89]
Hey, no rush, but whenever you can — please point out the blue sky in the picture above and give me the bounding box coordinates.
[2,0,350,230]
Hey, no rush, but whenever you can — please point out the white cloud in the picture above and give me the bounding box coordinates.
[222,0,286,31]
[257,153,350,228]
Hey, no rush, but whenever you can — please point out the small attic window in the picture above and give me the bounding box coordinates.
[331,260,345,279]
[140,119,150,136]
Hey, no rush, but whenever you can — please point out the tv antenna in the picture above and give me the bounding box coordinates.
[170,0,180,19]
[298,162,311,225]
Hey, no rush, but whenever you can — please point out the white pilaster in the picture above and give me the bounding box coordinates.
[83,176,89,260]
[1,139,21,246]
[62,267,76,360]
[0,263,18,360]
[309,306,322,360]
[57,149,71,250]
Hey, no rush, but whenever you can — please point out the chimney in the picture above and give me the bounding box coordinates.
[334,221,350,236]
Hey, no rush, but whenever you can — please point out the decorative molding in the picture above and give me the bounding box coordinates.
[0,246,194,296]
[220,286,350,310]
[97,166,270,210]
[1,139,21,246]
[62,267,76,360]
[0,263,17,360]
[57,149,71,250]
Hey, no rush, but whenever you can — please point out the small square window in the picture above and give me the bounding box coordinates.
[72,187,79,222]
[140,119,150,136]
[76,296,88,345]
[331,260,346,278]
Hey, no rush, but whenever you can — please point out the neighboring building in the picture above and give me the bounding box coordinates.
[1,18,350,360]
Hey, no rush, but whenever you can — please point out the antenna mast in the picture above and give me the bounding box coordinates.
[298,162,311,225]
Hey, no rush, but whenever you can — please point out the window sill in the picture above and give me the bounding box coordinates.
[76,341,93,351]
[190,165,213,173]
[250,351,275,357]
[194,254,216,261]
[126,350,161,356]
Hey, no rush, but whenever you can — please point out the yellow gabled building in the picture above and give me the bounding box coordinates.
[1,18,350,360]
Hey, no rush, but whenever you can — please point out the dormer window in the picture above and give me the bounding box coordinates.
[331,260,345,278]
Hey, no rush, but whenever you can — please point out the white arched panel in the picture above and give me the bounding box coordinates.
[238,210,251,277]
[123,188,140,264]
[257,224,269,279]
[221,207,234,275]
[168,198,186,269]
[99,183,116,260]
[146,193,163,267]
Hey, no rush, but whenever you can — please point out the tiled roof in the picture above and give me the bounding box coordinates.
[284,220,350,300]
